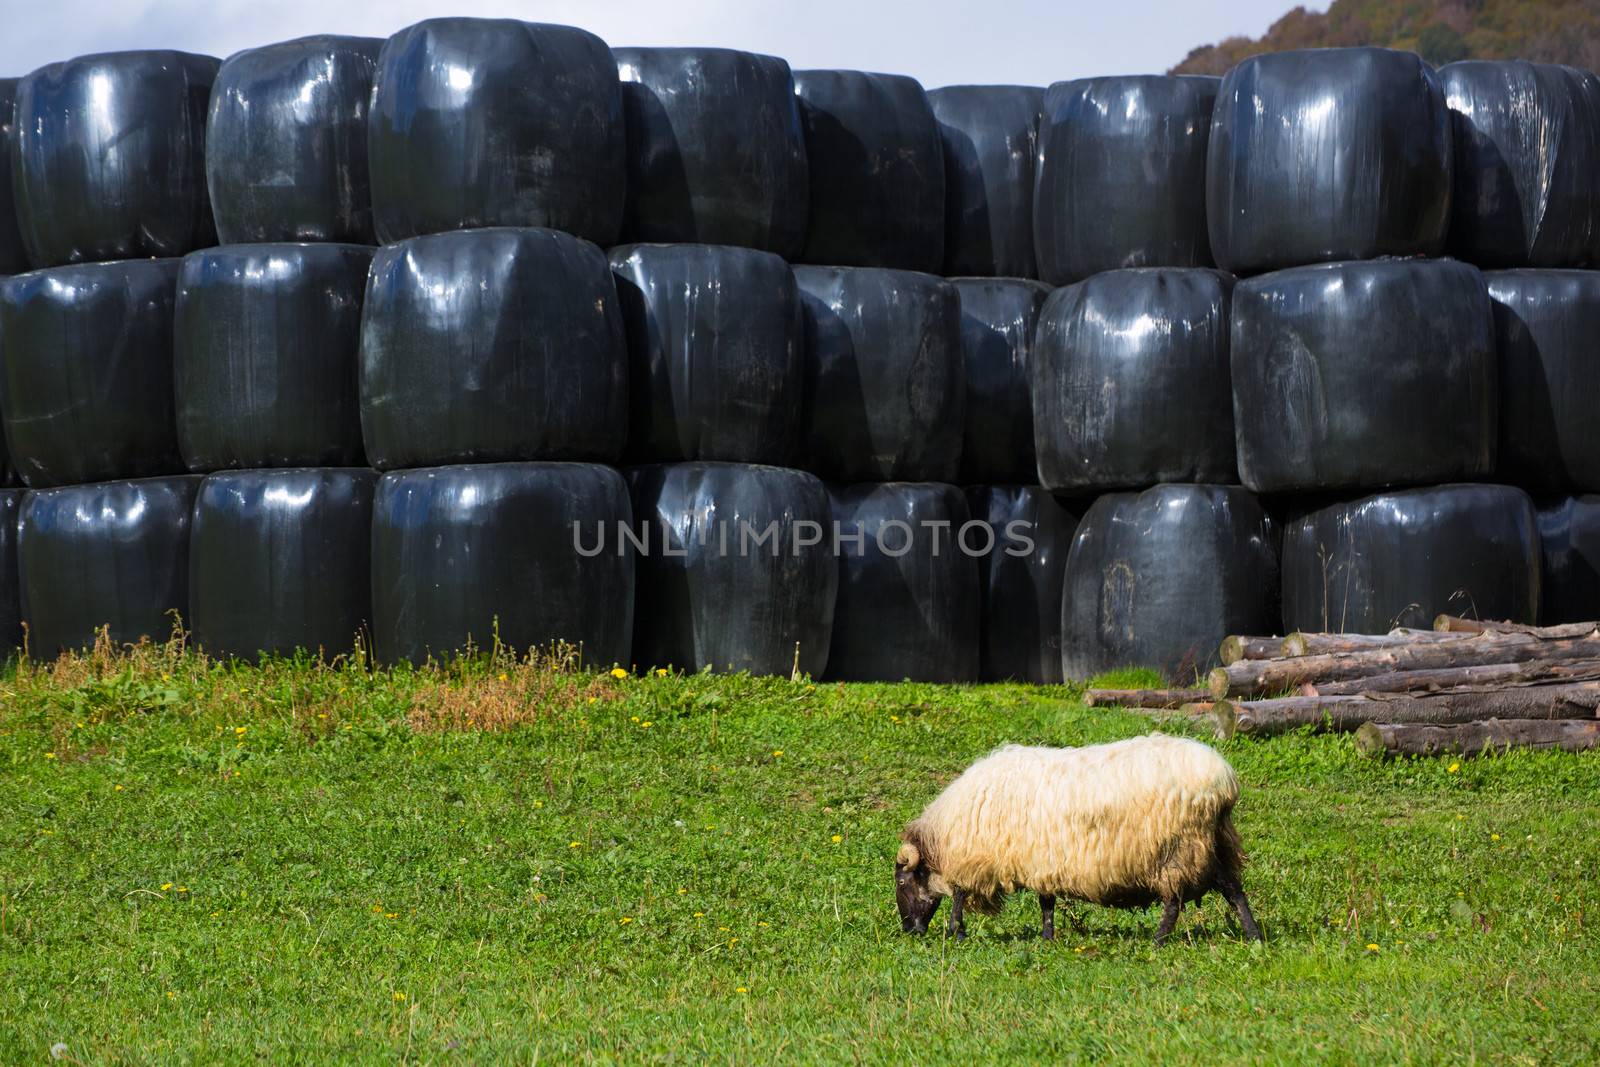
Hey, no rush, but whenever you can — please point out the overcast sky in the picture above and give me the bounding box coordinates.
[0,1,1331,86]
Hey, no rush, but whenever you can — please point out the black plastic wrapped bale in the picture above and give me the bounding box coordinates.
[627,462,835,675]
[1231,258,1495,494]
[0,490,20,652]
[825,482,978,683]
[1060,485,1278,681]
[206,35,382,245]
[368,18,624,246]
[1441,61,1600,269]
[1034,76,1217,285]
[17,476,202,655]
[609,243,802,465]
[614,48,807,257]
[189,468,375,661]
[11,51,219,268]
[1034,268,1236,492]
[966,485,1078,683]
[1281,484,1539,634]
[0,80,29,275]
[795,266,963,483]
[1536,496,1600,625]
[1488,271,1600,492]
[953,277,1049,485]
[927,85,1041,278]
[371,462,634,666]
[0,259,183,488]
[176,244,371,471]
[791,70,944,272]
[360,228,627,470]
[1207,48,1452,276]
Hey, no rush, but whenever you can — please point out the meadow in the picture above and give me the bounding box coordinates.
[2,642,1597,1063]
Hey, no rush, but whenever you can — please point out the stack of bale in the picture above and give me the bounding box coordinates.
[1,25,1598,684]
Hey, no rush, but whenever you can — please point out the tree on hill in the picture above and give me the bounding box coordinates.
[1170,0,1600,75]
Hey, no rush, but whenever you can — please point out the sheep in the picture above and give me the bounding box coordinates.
[894,734,1262,945]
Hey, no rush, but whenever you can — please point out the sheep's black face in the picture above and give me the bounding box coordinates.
[896,861,940,934]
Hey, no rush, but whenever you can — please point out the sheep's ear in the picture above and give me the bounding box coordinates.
[896,841,920,870]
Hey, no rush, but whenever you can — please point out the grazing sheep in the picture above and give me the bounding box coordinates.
[895,734,1262,944]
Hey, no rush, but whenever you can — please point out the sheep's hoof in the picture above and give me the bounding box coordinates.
[1040,928,1055,942]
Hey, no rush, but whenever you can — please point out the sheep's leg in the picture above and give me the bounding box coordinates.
[946,889,967,941]
[1217,877,1264,943]
[1152,898,1181,946]
[1039,894,1056,941]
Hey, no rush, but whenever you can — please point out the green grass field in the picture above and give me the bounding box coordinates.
[3,645,1598,1064]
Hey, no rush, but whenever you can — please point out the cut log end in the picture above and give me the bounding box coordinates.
[1209,701,1238,740]
[1207,666,1231,701]
[1354,721,1387,759]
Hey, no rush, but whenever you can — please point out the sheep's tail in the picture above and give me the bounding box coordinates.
[1213,803,1247,884]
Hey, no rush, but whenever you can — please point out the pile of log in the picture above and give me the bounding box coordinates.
[1083,615,1600,759]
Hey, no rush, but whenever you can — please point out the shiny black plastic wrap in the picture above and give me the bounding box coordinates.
[1282,484,1539,633]
[795,266,963,483]
[927,85,1041,278]
[1441,61,1600,269]
[966,485,1077,683]
[1060,485,1278,681]
[954,277,1050,485]
[0,490,20,651]
[176,243,371,471]
[206,35,382,245]
[360,228,627,470]
[1536,496,1600,624]
[609,243,802,465]
[190,468,375,661]
[0,80,28,275]
[1035,268,1236,492]
[11,51,219,268]
[614,48,807,257]
[368,19,624,246]
[0,259,183,488]
[791,70,944,272]
[627,462,836,675]
[1034,76,1217,285]
[17,476,202,654]
[1207,48,1452,276]
[371,462,634,666]
[825,482,978,683]
[1488,271,1600,492]
[1231,258,1495,493]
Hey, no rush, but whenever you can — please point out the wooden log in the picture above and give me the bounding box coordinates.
[1219,635,1282,665]
[1214,682,1600,739]
[1280,629,1473,657]
[1084,687,1209,709]
[1300,658,1600,696]
[1207,633,1600,699]
[1356,718,1600,759]
[1433,615,1598,638]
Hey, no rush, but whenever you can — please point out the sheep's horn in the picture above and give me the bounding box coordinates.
[896,842,920,868]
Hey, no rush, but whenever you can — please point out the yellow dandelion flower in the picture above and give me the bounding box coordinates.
[719,925,730,932]
[161,883,173,892]
[114,784,124,792]
[372,903,384,913]
[498,673,509,682]
[385,912,397,919]
[831,834,842,843]
[619,917,633,925]
[1447,762,1460,773]
[176,886,188,893]
[587,697,597,705]
[736,987,748,994]
[771,749,783,758]
[393,992,406,1002]
[657,668,669,677]
[1366,943,1379,952]
[533,800,544,808]
[234,727,247,735]
[570,841,582,849]
[641,721,653,729]
[677,888,688,895]
[631,715,641,723]
[758,921,769,927]
[1491,833,1501,841]
[694,911,705,917]
[728,937,738,945]
[611,667,628,680]
[43,752,56,760]
[167,990,176,1000]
